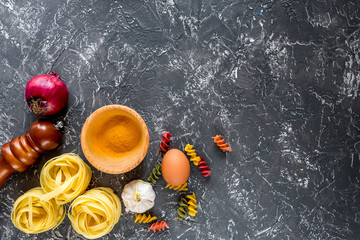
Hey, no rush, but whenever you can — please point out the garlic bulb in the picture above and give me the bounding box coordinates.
[121,180,156,213]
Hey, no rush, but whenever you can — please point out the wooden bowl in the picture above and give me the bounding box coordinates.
[81,105,149,174]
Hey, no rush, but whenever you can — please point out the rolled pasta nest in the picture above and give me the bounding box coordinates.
[11,187,65,234]
[68,187,121,239]
[40,153,92,204]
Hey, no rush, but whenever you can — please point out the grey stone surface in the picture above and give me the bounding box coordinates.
[0,0,360,239]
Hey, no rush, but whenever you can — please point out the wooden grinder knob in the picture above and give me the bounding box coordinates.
[0,120,62,188]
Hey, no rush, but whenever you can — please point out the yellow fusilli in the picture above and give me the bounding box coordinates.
[184,144,201,165]
[186,193,198,217]
[134,213,157,223]
[165,182,188,191]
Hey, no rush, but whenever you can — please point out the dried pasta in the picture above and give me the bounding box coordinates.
[186,193,198,217]
[11,187,65,234]
[40,153,92,205]
[212,135,232,152]
[198,157,212,177]
[184,144,201,165]
[134,213,157,223]
[165,182,188,191]
[177,197,188,220]
[148,221,169,233]
[68,187,121,239]
[159,132,172,153]
[147,163,162,184]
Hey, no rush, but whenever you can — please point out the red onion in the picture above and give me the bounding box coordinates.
[25,72,69,116]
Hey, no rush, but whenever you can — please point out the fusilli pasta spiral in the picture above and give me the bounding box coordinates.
[159,132,172,153]
[148,221,169,233]
[165,182,188,191]
[198,157,212,177]
[134,213,157,223]
[147,163,162,184]
[186,193,198,217]
[184,144,201,165]
[177,197,188,220]
[212,135,232,152]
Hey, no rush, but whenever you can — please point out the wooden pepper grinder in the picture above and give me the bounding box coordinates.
[0,119,62,188]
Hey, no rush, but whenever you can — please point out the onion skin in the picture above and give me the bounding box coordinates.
[25,72,69,116]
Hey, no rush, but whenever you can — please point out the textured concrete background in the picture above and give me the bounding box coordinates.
[0,0,360,239]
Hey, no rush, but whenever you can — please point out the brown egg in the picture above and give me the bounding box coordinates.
[161,149,190,186]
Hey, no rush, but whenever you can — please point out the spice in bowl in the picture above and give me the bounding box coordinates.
[81,105,149,174]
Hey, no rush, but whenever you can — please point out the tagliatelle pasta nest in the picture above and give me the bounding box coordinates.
[11,187,65,234]
[68,187,121,239]
[40,153,92,204]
